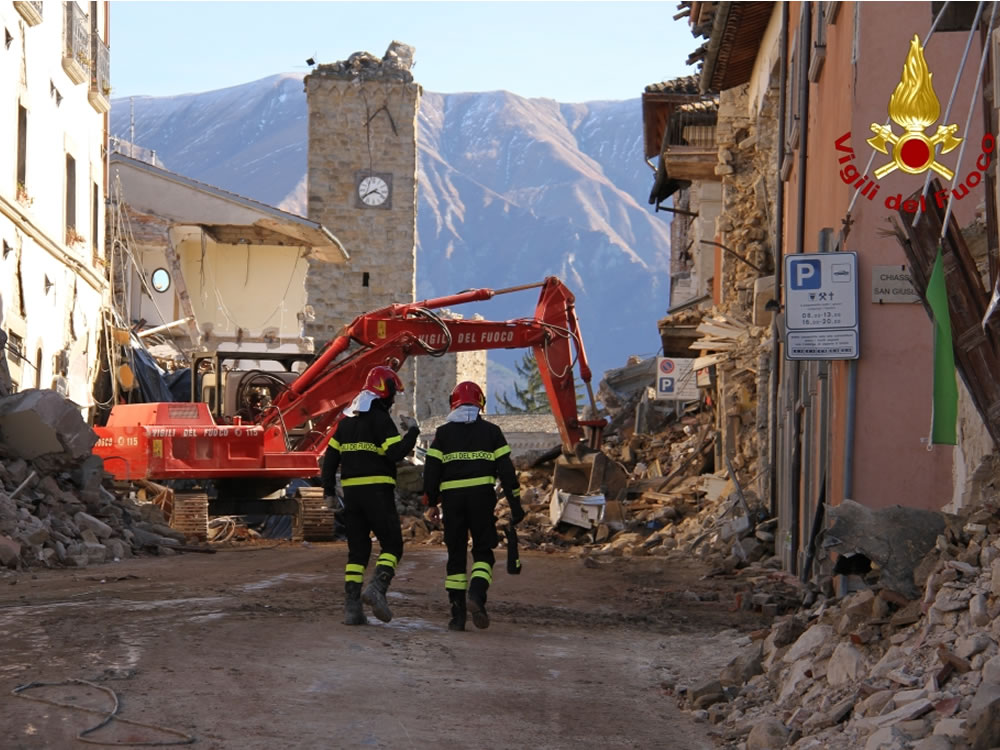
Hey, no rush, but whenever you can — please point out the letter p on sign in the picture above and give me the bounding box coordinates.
[790,258,822,290]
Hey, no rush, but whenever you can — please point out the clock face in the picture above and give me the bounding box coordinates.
[358,175,389,206]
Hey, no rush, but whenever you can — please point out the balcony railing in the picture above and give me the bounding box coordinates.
[13,1,43,26]
[88,35,111,113]
[62,3,90,85]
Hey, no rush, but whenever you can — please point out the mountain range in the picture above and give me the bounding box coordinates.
[110,74,672,410]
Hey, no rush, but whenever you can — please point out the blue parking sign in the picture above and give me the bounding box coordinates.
[789,258,822,290]
[659,376,675,393]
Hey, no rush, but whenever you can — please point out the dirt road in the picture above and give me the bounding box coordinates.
[0,544,764,749]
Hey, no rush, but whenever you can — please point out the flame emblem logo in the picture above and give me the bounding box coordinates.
[867,35,962,180]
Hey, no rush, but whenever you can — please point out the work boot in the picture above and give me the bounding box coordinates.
[448,590,466,632]
[344,582,366,626]
[467,579,490,630]
[361,565,394,622]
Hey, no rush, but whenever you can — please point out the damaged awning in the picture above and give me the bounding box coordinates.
[109,154,348,264]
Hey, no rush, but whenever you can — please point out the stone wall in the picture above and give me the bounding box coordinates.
[303,43,421,411]
[414,350,488,421]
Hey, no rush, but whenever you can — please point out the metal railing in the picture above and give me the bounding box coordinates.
[92,35,110,96]
[666,105,718,148]
[64,2,90,69]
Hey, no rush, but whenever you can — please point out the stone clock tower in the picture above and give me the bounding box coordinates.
[303,42,420,411]
[303,43,419,335]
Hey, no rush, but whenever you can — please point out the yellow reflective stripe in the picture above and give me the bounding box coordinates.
[445,574,468,590]
[426,448,444,461]
[377,553,398,570]
[441,450,495,463]
[381,434,402,452]
[328,437,341,450]
[440,476,495,491]
[339,441,383,454]
[470,561,493,584]
[512,488,520,497]
[493,445,511,459]
[345,563,365,583]
[341,475,396,487]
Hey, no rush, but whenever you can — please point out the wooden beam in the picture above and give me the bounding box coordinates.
[663,147,719,181]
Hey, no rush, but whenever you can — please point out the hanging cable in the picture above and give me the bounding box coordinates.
[843,1,957,222]
[936,1,998,239]
[912,0,988,225]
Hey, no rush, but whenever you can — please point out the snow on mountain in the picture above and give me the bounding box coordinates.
[111,75,672,403]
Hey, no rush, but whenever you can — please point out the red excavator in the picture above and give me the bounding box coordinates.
[94,277,612,532]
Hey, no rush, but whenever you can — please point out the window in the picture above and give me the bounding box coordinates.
[65,154,77,235]
[809,4,827,83]
[91,182,99,260]
[16,104,27,190]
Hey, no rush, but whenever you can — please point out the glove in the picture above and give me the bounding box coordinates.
[398,414,419,433]
[510,503,525,526]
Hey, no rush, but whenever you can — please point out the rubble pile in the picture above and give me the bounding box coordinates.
[0,389,184,571]
[313,41,415,82]
[677,498,1000,750]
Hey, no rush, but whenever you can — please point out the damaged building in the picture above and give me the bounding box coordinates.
[0,1,111,413]
[643,1,999,583]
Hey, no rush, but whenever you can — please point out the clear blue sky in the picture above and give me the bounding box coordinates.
[111,1,697,102]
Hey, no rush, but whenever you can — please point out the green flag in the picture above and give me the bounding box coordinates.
[926,247,958,445]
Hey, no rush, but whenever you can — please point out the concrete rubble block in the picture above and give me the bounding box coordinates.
[858,689,896,717]
[857,698,933,732]
[991,558,1000,597]
[892,687,928,706]
[0,389,97,460]
[932,717,966,736]
[0,535,20,567]
[778,658,812,704]
[970,593,990,627]
[966,682,1000,750]
[911,736,952,750]
[18,521,49,547]
[932,587,971,612]
[783,623,835,664]
[720,641,764,687]
[828,642,868,687]
[864,726,909,750]
[84,541,107,564]
[824,499,947,599]
[982,655,1000,685]
[746,717,789,750]
[74,512,113,540]
[955,634,993,660]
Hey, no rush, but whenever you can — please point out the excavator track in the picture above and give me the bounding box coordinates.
[293,487,336,542]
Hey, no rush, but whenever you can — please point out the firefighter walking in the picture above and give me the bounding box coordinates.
[322,366,419,625]
[423,381,525,631]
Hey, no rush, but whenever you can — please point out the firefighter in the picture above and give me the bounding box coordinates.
[322,366,419,625]
[422,381,525,631]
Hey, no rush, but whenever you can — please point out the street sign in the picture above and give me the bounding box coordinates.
[655,357,699,400]
[784,252,860,360]
[871,265,919,304]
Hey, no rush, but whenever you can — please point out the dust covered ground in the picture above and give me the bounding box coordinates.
[0,544,767,749]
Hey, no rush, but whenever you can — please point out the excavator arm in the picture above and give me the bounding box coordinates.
[264,277,598,454]
[95,277,600,482]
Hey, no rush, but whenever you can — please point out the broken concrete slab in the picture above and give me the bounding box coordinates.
[720,641,764,687]
[823,499,947,599]
[74,512,112,540]
[745,717,789,750]
[0,389,97,461]
[967,682,1000,750]
[783,623,835,663]
[827,642,867,687]
[0,535,20,567]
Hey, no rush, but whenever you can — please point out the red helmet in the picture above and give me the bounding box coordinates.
[364,366,404,398]
[450,381,486,410]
